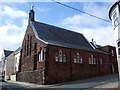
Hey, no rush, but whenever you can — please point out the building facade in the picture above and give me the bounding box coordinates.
[98,45,118,74]
[18,8,112,84]
[109,1,120,79]
[5,52,14,80]
[1,49,13,80]
[11,47,21,81]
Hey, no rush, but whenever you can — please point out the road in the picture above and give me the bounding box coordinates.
[0,74,119,89]
[51,73,119,88]
[0,81,28,90]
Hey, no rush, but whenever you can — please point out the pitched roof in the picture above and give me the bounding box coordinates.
[30,21,107,54]
[4,50,14,57]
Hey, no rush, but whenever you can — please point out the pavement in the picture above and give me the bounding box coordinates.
[4,73,120,89]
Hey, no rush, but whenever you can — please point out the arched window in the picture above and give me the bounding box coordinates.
[63,54,66,62]
[79,56,83,63]
[77,53,80,63]
[55,53,59,62]
[39,48,45,61]
[89,55,96,65]
[100,58,103,65]
[74,55,77,63]
[59,49,62,62]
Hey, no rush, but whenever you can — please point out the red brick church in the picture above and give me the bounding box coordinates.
[18,8,118,84]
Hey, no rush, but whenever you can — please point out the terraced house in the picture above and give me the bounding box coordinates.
[18,8,116,85]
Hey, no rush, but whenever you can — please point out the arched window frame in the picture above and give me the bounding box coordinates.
[39,48,45,61]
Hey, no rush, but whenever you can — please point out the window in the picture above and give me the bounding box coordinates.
[91,55,94,64]
[34,43,37,53]
[74,55,77,63]
[39,49,45,61]
[30,36,32,55]
[59,49,62,62]
[55,49,67,63]
[89,57,91,64]
[112,12,119,27]
[100,59,103,65]
[63,54,66,62]
[93,58,96,64]
[118,48,120,55]
[55,53,59,62]
[77,53,80,63]
[111,50,114,56]
[74,53,83,64]
[27,35,29,56]
[89,55,96,65]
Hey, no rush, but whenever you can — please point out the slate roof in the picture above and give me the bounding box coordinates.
[31,21,107,54]
[4,50,14,57]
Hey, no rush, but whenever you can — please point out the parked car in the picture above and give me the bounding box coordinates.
[0,76,4,82]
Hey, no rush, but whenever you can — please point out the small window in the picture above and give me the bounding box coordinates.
[63,54,66,62]
[94,58,96,64]
[34,43,37,53]
[74,55,77,63]
[89,55,96,64]
[112,12,119,27]
[89,57,91,64]
[59,49,62,62]
[91,55,94,64]
[55,53,59,62]
[74,53,82,64]
[118,48,120,55]
[111,50,114,56]
[77,53,80,63]
[100,59,103,65]
[30,36,32,55]
[39,52,41,61]
[39,49,45,61]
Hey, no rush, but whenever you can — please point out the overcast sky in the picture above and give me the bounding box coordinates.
[0,0,116,60]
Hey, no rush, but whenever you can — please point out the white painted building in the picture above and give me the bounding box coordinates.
[5,52,15,80]
[11,47,21,81]
[109,1,120,80]
[1,49,13,80]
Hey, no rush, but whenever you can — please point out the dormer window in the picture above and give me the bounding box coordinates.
[112,11,119,27]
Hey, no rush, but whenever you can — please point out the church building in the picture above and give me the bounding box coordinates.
[18,7,112,84]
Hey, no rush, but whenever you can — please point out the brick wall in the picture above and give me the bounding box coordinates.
[98,46,118,73]
[45,45,111,84]
[17,70,44,84]
[18,25,46,84]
